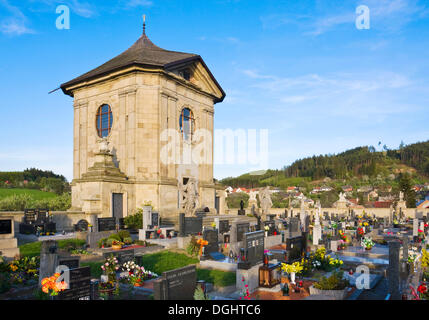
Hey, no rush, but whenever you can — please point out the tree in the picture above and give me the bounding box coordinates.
[398,173,416,208]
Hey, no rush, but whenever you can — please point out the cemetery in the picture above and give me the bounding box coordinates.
[1,192,429,301]
[1,9,429,306]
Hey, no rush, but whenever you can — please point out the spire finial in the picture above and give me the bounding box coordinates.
[143,14,146,35]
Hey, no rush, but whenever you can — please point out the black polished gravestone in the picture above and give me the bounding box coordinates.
[19,209,37,234]
[236,223,250,242]
[98,217,117,232]
[153,265,197,300]
[24,209,37,224]
[151,212,160,228]
[178,213,203,237]
[238,231,265,270]
[57,266,91,300]
[74,219,89,232]
[201,229,219,260]
[103,248,135,265]
[0,219,12,235]
[219,220,230,234]
[36,209,49,224]
[58,256,81,270]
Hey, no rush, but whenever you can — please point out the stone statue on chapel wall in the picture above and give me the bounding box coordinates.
[98,137,110,153]
[399,191,404,202]
[259,186,273,215]
[178,177,199,216]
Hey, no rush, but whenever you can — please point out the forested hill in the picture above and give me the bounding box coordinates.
[220,140,429,188]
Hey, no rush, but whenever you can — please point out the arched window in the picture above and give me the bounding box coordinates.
[96,104,113,138]
[179,108,195,141]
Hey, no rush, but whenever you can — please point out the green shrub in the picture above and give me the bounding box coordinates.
[186,236,200,257]
[117,230,130,241]
[313,271,349,290]
[123,237,133,245]
[123,209,142,230]
[106,238,115,247]
[108,233,122,242]
[0,192,71,211]
[0,194,33,211]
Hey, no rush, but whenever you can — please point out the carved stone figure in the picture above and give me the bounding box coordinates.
[178,178,199,216]
[259,186,273,215]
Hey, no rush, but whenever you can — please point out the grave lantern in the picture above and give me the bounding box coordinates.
[258,263,281,288]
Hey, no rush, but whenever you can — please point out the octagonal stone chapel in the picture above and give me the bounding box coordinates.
[60,22,226,225]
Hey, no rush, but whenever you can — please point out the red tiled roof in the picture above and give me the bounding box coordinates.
[374,201,393,208]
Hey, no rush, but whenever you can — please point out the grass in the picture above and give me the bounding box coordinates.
[0,188,57,201]
[196,269,236,287]
[139,251,235,287]
[19,239,86,258]
[17,245,236,288]
[139,251,199,274]
[81,261,104,278]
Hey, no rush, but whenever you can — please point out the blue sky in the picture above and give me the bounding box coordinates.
[1,0,429,182]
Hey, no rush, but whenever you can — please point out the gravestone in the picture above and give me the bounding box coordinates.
[39,240,59,286]
[285,236,304,263]
[413,218,419,238]
[103,248,135,265]
[236,223,250,242]
[178,213,203,237]
[285,217,301,239]
[58,256,81,270]
[202,229,219,259]
[151,212,160,228]
[218,220,229,234]
[74,219,89,232]
[388,240,401,300]
[57,266,91,300]
[153,265,197,300]
[0,219,12,235]
[98,217,117,232]
[238,230,264,269]
[0,216,19,258]
[23,209,37,224]
[36,209,49,224]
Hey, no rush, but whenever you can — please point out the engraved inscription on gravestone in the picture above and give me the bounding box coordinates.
[219,220,229,234]
[98,218,116,232]
[58,266,91,300]
[236,223,250,242]
[0,219,12,235]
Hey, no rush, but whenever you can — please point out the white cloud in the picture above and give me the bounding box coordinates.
[262,0,429,36]
[125,0,153,7]
[0,0,35,35]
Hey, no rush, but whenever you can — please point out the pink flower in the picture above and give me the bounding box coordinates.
[105,263,109,266]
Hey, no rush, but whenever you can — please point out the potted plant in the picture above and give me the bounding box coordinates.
[361,237,375,251]
[281,262,303,285]
[111,240,123,250]
[309,271,350,300]
[264,226,269,237]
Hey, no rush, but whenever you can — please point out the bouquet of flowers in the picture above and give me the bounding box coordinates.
[101,256,120,282]
[361,237,375,250]
[328,256,344,268]
[41,273,68,296]
[281,262,303,274]
[357,227,364,236]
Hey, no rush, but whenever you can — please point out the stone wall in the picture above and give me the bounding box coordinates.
[227,207,429,219]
